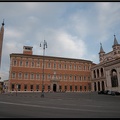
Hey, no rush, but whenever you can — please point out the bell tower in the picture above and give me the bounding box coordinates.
[99,43,105,63]
[112,35,120,59]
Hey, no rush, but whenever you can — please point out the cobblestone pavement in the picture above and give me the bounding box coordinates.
[0,92,120,118]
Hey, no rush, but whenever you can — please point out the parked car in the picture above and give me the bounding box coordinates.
[104,90,110,94]
[113,91,120,95]
[98,90,120,96]
[106,90,120,96]
[107,90,113,95]
[98,90,104,94]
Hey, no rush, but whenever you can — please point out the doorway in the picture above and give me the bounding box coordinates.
[53,84,57,92]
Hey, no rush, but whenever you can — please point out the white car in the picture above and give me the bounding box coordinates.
[107,91,116,95]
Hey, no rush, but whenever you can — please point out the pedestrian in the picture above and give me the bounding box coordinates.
[41,90,44,98]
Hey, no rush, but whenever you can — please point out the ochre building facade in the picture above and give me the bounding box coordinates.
[9,46,95,92]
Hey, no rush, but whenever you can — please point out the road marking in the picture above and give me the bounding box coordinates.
[0,101,120,114]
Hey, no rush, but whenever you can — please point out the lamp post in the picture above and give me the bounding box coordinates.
[16,84,18,96]
[40,40,47,97]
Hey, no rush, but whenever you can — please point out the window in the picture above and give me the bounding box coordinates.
[74,76,77,80]
[24,73,28,79]
[30,85,33,91]
[24,84,27,91]
[88,76,90,81]
[88,65,91,70]
[64,75,67,80]
[70,86,72,91]
[48,74,51,79]
[54,63,56,69]
[12,73,16,78]
[59,75,62,80]
[59,64,61,69]
[53,73,56,80]
[79,76,82,81]
[79,66,81,70]
[36,85,39,91]
[59,85,62,91]
[64,64,67,69]
[37,61,40,67]
[31,73,34,79]
[84,86,86,91]
[18,73,22,79]
[13,60,17,66]
[18,84,21,91]
[65,86,67,91]
[31,61,34,67]
[74,65,76,70]
[69,75,72,80]
[26,61,28,66]
[36,73,40,79]
[20,61,22,66]
[69,65,72,70]
[11,84,15,91]
[75,86,77,91]
[48,85,50,91]
[84,66,86,70]
[81,76,83,80]
[48,62,51,68]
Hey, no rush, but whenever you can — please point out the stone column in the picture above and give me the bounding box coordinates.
[106,70,111,90]
[96,82,98,91]
[99,68,101,78]
[95,70,97,78]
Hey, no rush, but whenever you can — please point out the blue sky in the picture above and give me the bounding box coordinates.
[0,2,120,81]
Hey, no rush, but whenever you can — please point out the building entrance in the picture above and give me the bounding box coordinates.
[53,84,57,92]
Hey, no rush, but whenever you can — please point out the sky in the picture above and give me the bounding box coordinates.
[0,2,120,81]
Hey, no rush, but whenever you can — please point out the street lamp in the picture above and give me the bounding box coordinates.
[40,40,47,97]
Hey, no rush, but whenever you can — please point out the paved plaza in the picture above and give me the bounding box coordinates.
[0,92,120,118]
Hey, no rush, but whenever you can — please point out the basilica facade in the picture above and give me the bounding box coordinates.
[91,35,120,92]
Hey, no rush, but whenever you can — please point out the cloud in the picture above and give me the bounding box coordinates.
[0,70,8,81]
[42,28,87,59]
[32,28,87,58]
[95,2,120,42]
[5,27,23,38]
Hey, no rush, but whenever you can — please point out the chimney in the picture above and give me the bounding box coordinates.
[23,46,33,55]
